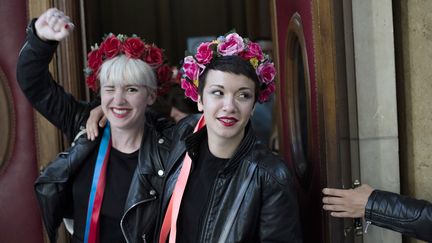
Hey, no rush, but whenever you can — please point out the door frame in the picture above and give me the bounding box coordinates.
[270,0,361,242]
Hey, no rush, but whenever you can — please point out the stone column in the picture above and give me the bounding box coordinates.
[352,0,401,242]
[398,1,432,242]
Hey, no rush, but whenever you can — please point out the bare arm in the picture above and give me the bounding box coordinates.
[322,184,374,218]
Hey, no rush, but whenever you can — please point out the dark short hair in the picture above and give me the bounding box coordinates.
[198,56,260,102]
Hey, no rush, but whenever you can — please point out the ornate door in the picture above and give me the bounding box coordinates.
[271,1,362,242]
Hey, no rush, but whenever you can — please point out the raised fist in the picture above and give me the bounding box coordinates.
[35,8,75,42]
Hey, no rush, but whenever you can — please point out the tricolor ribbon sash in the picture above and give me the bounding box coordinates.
[84,123,112,243]
[159,115,206,243]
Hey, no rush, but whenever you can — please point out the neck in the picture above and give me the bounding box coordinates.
[206,130,245,159]
[110,126,145,153]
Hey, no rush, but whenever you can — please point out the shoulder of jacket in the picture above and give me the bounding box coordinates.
[250,145,294,186]
[145,110,175,131]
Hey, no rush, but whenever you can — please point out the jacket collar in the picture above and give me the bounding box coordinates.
[185,122,257,177]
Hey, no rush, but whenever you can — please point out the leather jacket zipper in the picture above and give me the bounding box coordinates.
[364,220,372,234]
[120,197,157,243]
[198,176,223,242]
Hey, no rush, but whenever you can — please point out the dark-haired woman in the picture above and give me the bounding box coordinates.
[157,33,302,243]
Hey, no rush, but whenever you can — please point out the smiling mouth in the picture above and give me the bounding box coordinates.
[111,108,130,118]
[217,117,238,127]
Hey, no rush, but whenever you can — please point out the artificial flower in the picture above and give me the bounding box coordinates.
[241,42,264,61]
[144,45,163,67]
[257,62,276,84]
[180,32,276,103]
[181,77,199,102]
[195,42,214,64]
[182,56,201,82]
[87,49,103,71]
[100,34,122,58]
[217,33,245,56]
[84,33,169,93]
[258,81,275,103]
[123,37,145,58]
[86,74,98,92]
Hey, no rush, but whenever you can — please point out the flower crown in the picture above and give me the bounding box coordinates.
[84,33,172,95]
[180,32,276,103]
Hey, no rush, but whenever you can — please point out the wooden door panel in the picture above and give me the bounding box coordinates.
[271,1,322,242]
[271,1,359,242]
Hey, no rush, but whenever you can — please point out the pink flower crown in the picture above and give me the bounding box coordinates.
[180,32,276,103]
[84,33,172,95]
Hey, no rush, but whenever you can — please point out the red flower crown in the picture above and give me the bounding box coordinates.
[84,33,172,95]
[180,32,276,103]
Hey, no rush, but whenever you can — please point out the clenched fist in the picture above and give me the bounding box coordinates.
[35,8,74,42]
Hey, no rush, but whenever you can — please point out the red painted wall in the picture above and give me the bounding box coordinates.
[0,1,45,242]
[274,0,322,242]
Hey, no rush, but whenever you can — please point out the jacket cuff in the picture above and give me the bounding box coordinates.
[364,189,378,221]
[25,18,59,54]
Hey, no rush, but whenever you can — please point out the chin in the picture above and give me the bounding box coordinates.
[217,130,243,139]
[109,120,131,129]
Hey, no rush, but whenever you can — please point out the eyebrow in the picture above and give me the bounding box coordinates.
[237,87,253,91]
[209,84,224,89]
[102,84,142,88]
[208,85,252,91]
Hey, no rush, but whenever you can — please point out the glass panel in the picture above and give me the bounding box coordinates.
[295,42,309,160]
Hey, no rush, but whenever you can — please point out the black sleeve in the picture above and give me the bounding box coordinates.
[259,160,303,243]
[365,189,432,242]
[16,19,95,141]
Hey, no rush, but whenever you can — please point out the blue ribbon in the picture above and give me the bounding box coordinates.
[84,122,111,243]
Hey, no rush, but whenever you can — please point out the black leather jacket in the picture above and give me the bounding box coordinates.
[365,189,432,242]
[154,115,303,243]
[16,20,191,243]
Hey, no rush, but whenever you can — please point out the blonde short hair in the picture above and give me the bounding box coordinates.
[98,55,156,90]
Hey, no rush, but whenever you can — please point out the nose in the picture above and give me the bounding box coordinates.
[113,89,126,105]
[222,96,236,113]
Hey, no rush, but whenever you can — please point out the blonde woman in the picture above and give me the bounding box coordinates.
[17,8,181,243]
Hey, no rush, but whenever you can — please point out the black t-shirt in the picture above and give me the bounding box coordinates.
[72,147,138,243]
[177,140,229,243]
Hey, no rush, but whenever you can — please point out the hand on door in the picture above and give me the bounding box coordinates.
[322,184,374,218]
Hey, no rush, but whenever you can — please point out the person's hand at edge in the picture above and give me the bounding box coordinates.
[322,184,374,218]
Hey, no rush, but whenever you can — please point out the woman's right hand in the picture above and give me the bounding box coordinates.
[86,106,107,141]
[35,8,74,42]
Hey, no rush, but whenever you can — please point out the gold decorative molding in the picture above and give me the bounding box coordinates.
[0,67,15,173]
